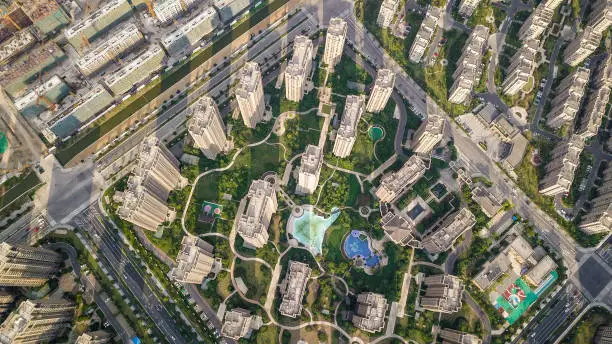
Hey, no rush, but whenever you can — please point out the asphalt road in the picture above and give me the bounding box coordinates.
[45,242,135,342]
[74,204,191,343]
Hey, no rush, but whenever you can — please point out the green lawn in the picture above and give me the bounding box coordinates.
[0,171,41,211]
[234,258,272,303]
[54,0,290,165]
[329,57,373,95]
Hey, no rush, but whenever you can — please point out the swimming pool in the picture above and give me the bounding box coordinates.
[343,230,381,268]
[291,207,340,254]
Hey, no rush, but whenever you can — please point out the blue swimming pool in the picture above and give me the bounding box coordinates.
[343,230,381,268]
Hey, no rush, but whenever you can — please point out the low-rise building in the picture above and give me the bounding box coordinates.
[170,236,215,284]
[375,155,427,203]
[103,44,166,96]
[279,261,311,318]
[285,35,313,102]
[471,186,503,218]
[221,308,262,340]
[352,293,388,333]
[546,67,589,129]
[524,255,557,286]
[439,328,482,344]
[409,6,442,63]
[76,23,144,76]
[161,7,220,54]
[366,68,395,113]
[448,25,489,105]
[377,0,400,28]
[422,208,476,254]
[214,0,253,23]
[65,0,133,49]
[563,26,603,67]
[0,30,36,65]
[75,330,113,344]
[237,179,277,248]
[333,95,365,157]
[420,274,464,313]
[296,144,323,195]
[539,134,585,196]
[458,0,482,17]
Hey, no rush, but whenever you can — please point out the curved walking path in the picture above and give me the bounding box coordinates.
[463,291,492,344]
[323,160,366,192]
[445,229,473,274]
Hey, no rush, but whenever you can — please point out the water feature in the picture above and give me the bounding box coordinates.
[290,207,340,254]
[368,126,384,141]
[343,230,381,268]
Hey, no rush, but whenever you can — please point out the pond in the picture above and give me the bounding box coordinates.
[290,207,340,255]
[368,126,384,141]
[342,230,381,268]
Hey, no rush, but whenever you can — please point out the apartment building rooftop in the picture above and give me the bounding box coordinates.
[279,261,311,318]
[420,274,464,313]
[13,75,65,111]
[328,17,347,36]
[380,204,421,247]
[352,293,388,333]
[103,44,165,90]
[337,95,365,139]
[237,179,276,242]
[300,144,323,176]
[170,236,215,283]
[221,308,259,340]
[0,30,36,64]
[286,35,312,76]
[578,86,611,138]
[422,208,476,254]
[539,134,585,195]
[409,6,442,62]
[376,155,427,202]
[373,68,395,88]
[162,7,219,49]
[236,62,262,93]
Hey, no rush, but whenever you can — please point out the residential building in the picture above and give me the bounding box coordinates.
[65,0,133,49]
[75,331,113,344]
[117,180,170,232]
[577,85,610,139]
[524,255,557,286]
[237,180,278,248]
[279,261,311,318]
[518,5,554,41]
[546,68,590,129]
[285,35,313,102]
[375,155,427,203]
[103,44,166,96]
[352,293,388,333]
[333,95,365,157]
[377,0,400,28]
[412,104,445,154]
[75,23,144,76]
[154,0,198,24]
[502,39,539,96]
[541,0,564,10]
[236,62,266,128]
[49,85,114,139]
[170,236,215,284]
[8,0,70,37]
[587,0,612,34]
[419,275,464,313]
[188,96,229,159]
[296,145,323,194]
[539,134,585,196]
[221,308,262,340]
[0,299,75,343]
[161,7,220,54]
[448,25,489,105]
[14,75,70,116]
[0,292,15,314]
[563,27,603,67]
[595,325,612,343]
[134,136,185,200]
[0,30,36,65]
[323,17,347,67]
[579,166,612,234]
[439,328,482,344]
[471,187,503,218]
[214,0,254,23]
[409,6,442,63]
[473,235,538,290]
[458,0,482,17]
[0,243,63,287]
[422,208,476,254]
[593,54,612,89]
[366,68,395,113]
[380,206,421,247]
